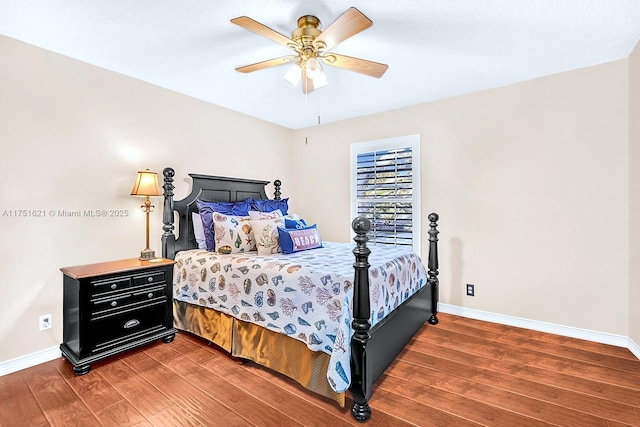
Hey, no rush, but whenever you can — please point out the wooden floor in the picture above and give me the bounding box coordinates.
[2,313,640,426]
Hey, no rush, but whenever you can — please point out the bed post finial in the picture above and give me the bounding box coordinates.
[161,167,176,259]
[350,216,372,422]
[427,213,440,325]
[273,180,281,200]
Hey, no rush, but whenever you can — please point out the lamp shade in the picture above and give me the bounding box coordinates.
[130,169,162,196]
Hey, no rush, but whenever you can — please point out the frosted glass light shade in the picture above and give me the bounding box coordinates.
[284,64,302,86]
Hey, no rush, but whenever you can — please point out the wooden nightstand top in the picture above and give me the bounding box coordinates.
[61,258,176,279]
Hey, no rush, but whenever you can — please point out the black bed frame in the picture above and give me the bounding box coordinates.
[160,167,440,422]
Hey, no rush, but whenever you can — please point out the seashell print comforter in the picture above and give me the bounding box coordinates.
[173,241,428,393]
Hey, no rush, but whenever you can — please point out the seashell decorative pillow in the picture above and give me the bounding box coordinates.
[212,213,256,254]
[250,217,285,255]
[196,198,252,251]
[248,209,283,220]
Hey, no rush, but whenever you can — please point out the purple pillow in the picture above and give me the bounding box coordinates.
[251,198,289,216]
[196,199,252,251]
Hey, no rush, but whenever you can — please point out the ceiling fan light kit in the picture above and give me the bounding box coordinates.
[231,7,388,93]
[283,62,302,86]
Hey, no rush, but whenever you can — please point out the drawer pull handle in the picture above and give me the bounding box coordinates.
[147,293,154,298]
[124,319,140,329]
[147,277,154,282]
[111,284,117,290]
[111,301,117,307]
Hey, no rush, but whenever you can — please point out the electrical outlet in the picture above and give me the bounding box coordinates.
[466,284,475,297]
[39,314,52,331]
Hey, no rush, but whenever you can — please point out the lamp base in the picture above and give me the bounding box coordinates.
[139,248,156,261]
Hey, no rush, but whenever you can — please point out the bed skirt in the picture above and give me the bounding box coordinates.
[173,300,346,406]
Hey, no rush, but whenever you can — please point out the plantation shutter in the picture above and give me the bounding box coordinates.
[355,147,414,247]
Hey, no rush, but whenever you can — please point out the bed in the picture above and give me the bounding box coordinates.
[160,167,440,422]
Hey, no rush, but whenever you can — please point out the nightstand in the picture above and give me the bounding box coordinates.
[60,258,177,375]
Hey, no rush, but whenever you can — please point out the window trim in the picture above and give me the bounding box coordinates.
[350,134,421,252]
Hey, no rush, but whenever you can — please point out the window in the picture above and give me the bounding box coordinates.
[350,135,421,252]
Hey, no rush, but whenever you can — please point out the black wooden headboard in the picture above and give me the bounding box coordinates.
[160,167,281,259]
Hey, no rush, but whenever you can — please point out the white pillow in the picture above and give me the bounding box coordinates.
[248,209,283,220]
[192,212,207,249]
[212,213,256,254]
[250,218,284,255]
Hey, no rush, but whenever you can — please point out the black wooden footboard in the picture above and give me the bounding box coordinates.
[349,214,440,422]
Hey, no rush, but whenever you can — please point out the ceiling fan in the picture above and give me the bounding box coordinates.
[231,7,388,94]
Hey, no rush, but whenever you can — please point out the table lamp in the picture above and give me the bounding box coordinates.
[130,169,162,260]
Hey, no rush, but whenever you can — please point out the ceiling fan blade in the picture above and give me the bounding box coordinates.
[313,7,372,51]
[301,67,316,94]
[231,16,297,48]
[321,53,388,78]
[236,56,297,73]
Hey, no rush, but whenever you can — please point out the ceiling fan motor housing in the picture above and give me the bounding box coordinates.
[293,15,323,50]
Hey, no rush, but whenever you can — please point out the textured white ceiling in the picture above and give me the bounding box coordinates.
[2,1,640,129]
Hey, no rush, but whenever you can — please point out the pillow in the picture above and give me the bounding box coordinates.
[248,209,283,220]
[251,198,289,216]
[212,213,255,254]
[192,212,207,249]
[251,218,285,255]
[277,224,322,254]
[284,217,307,229]
[284,212,301,220]
[196,199,252,251]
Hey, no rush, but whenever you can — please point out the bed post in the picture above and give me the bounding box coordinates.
[350,216,372,422]
[161,167,176,259]
[427,213,440,325]
[273,179,281,200]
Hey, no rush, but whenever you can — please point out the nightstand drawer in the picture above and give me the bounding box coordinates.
[90,271,166,298]
[90,301,167,353]
[133,271,165,286]
[91,276,132,296]
[91,284,167,318]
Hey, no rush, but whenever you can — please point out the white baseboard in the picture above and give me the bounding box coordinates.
[629,338,640,360]
[0,346,61,376]
[439,303,632,350]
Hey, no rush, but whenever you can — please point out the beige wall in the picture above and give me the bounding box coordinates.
[630,40,640,348]
[1,33,636,365]
[0,36,294,362]
[293,60,630,336]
